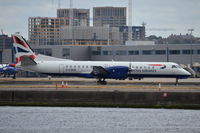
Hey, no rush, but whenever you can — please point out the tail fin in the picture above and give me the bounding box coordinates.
[12,34,36,64]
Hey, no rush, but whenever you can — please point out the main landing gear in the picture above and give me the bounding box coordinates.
[97,78,107,85]
[175,78,179,86]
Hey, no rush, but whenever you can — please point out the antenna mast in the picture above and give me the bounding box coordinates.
[70,0,73,8]
[58,0,61,9]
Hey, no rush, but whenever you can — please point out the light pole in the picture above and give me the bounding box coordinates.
[166,42,169,62]
[188,29,194,66]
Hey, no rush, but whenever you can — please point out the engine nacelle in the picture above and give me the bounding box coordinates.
[105,66,129,79]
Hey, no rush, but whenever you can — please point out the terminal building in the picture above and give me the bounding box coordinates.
[29,44,200,65]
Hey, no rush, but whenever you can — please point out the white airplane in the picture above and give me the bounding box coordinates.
[12,34,191,85]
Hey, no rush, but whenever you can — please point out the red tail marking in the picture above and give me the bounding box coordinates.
[30,54,36,60]
[13,36,27,48]
[15,58,19,64]
[19,56,23,62]
[9,64,16,67]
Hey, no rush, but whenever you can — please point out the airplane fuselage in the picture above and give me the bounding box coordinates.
[21,61,190,79]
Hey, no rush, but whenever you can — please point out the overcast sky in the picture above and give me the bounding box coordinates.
[0,0,199,39]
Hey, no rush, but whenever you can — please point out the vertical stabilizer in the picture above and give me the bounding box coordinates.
[12,34,36,65]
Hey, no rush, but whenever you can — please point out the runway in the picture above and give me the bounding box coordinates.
[0,77,200,92]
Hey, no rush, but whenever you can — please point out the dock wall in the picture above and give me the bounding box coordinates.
[0,91,200,109]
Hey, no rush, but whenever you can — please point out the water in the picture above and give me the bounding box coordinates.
[0,107,200,133]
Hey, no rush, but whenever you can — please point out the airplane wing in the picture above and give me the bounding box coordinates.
[91,66,109,77]
[91,66,129,80]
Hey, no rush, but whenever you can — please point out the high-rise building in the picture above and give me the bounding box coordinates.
[60,25,120,45]
[119,26,146,44]
[28,17,69,45]
[57,8,90,26]
[0,35,13,63]
[0,35,12,49]
[93,7,126,27]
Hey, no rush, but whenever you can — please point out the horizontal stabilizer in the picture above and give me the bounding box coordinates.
[21,56,37,66]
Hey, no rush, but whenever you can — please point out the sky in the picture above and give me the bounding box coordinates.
[0,0,200,39]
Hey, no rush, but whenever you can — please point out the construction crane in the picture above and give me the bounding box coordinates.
[70,0,73,8]
[128,0,133,26]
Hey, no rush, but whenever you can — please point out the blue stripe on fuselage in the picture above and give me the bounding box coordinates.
[41,73,190,79]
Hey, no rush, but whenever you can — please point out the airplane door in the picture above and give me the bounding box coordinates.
[59,64,64,73]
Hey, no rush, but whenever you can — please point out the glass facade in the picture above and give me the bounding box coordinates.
[92,49,200,56]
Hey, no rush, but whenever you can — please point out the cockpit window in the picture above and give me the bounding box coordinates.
[172,65,177,68]
[172,65,181,69]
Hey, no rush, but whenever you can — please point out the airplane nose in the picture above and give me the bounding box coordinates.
[184,70,191,76]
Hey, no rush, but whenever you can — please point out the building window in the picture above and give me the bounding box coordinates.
[63,48,70,57]
[92,51,101,55]
[103,51,108,55]
[34,49,52,56]
[198,50,200,54]
[142,50,152,55]
[45,49,52,56]
[116,50,127,55]
[155,50,166,55]
[169,50,180,55]
[128,50,139,55]
[0,51,2,63]
[108,51,114,55]
[182,50,193,55]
